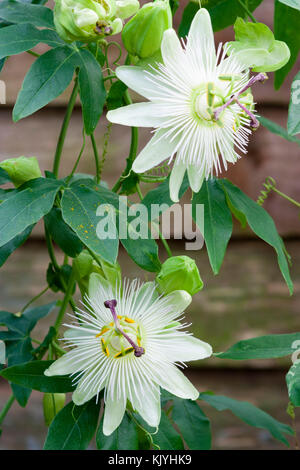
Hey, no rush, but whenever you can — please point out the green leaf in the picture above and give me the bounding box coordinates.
[121,236,161,273]
[153,411,184,450]
[61,184,119,265]
[208,0,263,31]
[5,337,33,406]
[44,399,100,450]
[31,327,56,360]
[0,1,54,28]
[172,398,211,450]
[274,0,300,89]
[179,0,263,36]
[0,167,11,185]
[0,360,75,393]
[44,207,83,258]
[0,23,63,60]
[107,80,127,111]
[278,0,300,12]
[0,178,62,247]
[0,340,5,364]
[141,174,189,218]
[0,301,57,404]
[287,71,300,136]
[259,116,300,145]
[200,393,294,446]
[227,18,290,72]
[218,178,293,294]
[178,2,199,37]
[13,46,77,121]
[192,179,232,274]
[286,361,300,406]
[96,412,139,450]
[0,302,56,335]
[215,333,300,360]
[0,224,34,267]
[73,49,106,135]
[0,300,57,408]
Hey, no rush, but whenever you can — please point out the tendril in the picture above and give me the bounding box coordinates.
[257,176,277,205]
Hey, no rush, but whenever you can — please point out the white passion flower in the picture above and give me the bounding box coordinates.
[107,8,265,202]
[44,279,212,435]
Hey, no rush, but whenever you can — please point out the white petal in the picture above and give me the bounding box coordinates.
[169,161,186,202]
[163,290,192,314]
[187,165,205,193]
[132,129,179,174]
[167,335,213,362]
[188,8,215,57]
[136,282,159,305]
[116,66,161,99]
[107,102,165,128]
[44,352,87,376]
[64,324,93,340]
[161,29,184,67]
[72,380,100,406]
[103,395,126,436]
[153,364,199,400]
[88,272,111,299]
[131,382,161,428]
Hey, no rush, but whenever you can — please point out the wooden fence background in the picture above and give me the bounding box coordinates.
[0,0,299,449]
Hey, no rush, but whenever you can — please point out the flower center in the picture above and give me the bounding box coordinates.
[191,82,225,126]
[98,299,145,359]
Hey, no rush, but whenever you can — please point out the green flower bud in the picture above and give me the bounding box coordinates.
[156,256,203,296]
[122,0,172,60]
[43,393,66,426]
[54,0,139,43]
[73,249,121,297]
[0,156,42,188]
[116,0,139,19]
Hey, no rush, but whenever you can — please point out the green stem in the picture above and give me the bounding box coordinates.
[32,338,42,345]
[44,225,76,312]
[112,90,139,193]
[0,395,15,427]
[26,50,40,58]
[272,188,300,209]
[52,340,66,356]
[65,129,86,184]
[136,184,172,258]
[45,227,60,271]
[127,411,160,450]
[21,286,49,313]
[91,133,101,184]
[53,77,79,178]
[159,232,173,257]
[54,270,76,333]
[237,0,257,22]
[85,246,103,268]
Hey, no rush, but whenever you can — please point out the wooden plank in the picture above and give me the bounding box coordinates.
[0,0,298,106]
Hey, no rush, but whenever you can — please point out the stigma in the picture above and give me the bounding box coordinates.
[102,299,145,358]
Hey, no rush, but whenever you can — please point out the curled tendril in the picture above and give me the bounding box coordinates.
[105,41,123,68]
[257,176,277,206]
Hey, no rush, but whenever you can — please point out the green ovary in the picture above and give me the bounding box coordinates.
[96,316,143,359]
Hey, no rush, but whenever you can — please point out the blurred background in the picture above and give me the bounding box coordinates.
[0,0,300,449]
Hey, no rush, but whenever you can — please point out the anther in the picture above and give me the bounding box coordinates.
[214,72,267,122]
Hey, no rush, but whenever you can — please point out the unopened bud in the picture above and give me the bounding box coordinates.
[122,0,172,60]
[43,393,66,426]
[0,156,41,188]
[156,256,203,296]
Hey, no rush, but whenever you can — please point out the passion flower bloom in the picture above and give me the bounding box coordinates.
[107,8,264,202]
[45,279,212,435]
